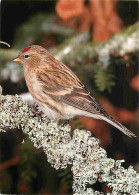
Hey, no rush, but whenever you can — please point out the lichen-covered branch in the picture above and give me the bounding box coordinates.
[54,23,139,62]
[0,86,138,194]
[0,31,90,63]
[54,23,139,92]
[1,23,138,63]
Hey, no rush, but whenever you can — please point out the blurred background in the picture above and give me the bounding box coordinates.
[0,0,138,194]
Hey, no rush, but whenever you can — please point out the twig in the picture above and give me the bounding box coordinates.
[0,41,10,47]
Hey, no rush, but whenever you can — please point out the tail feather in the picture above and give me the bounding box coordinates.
[95,115,136,138]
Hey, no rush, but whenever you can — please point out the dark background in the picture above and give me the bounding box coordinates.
[1,1,138,45]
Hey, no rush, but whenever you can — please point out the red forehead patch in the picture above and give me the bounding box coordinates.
[22,46,31,53]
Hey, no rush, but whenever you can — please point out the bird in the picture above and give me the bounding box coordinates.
[13,45,136,138]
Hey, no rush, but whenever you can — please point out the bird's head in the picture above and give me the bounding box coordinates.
[13,45,48,68]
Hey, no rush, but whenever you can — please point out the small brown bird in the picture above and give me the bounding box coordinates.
[14,45,136,138]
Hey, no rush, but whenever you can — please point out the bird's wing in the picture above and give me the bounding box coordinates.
[37,69,136,138]
[37,70,104,115]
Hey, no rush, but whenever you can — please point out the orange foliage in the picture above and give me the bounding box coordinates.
[90,0,122,41]
[56,0,84,20]
[117,109,135,123]
[59,182,67,195]
[100,97,137,123]
[77,6,92,32]
[56,0,123,42]
[78,116,97,130]
[90,0,111,41]
[92,120,111,147]
[0,156,20,170]
[103,183,112,193]
[18,180,29,194]
[130,75,139,91]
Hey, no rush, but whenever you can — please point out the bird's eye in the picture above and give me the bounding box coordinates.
[24,55,30,59]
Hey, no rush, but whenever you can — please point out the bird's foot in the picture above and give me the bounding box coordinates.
[32,104,43,118]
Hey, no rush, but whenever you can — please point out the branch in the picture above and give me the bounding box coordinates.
[0,49,19,62]
[54,23,139,91]
[0,86,138,194]
[1,23,138,66]
[0,32,90,63]
[54,23,139,63]
[1,24,138,92]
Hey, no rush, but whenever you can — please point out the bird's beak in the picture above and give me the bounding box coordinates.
[13,57,22,63]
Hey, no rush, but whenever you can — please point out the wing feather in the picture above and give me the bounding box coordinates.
[37,69,105,115]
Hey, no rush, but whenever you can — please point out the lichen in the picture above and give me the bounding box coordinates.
[0,87,138,194]
[55,23,139,63]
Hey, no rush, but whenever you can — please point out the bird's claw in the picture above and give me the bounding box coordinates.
[32,104,43,118]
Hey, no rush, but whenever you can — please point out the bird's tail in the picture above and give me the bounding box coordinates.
[95,115,136,138]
